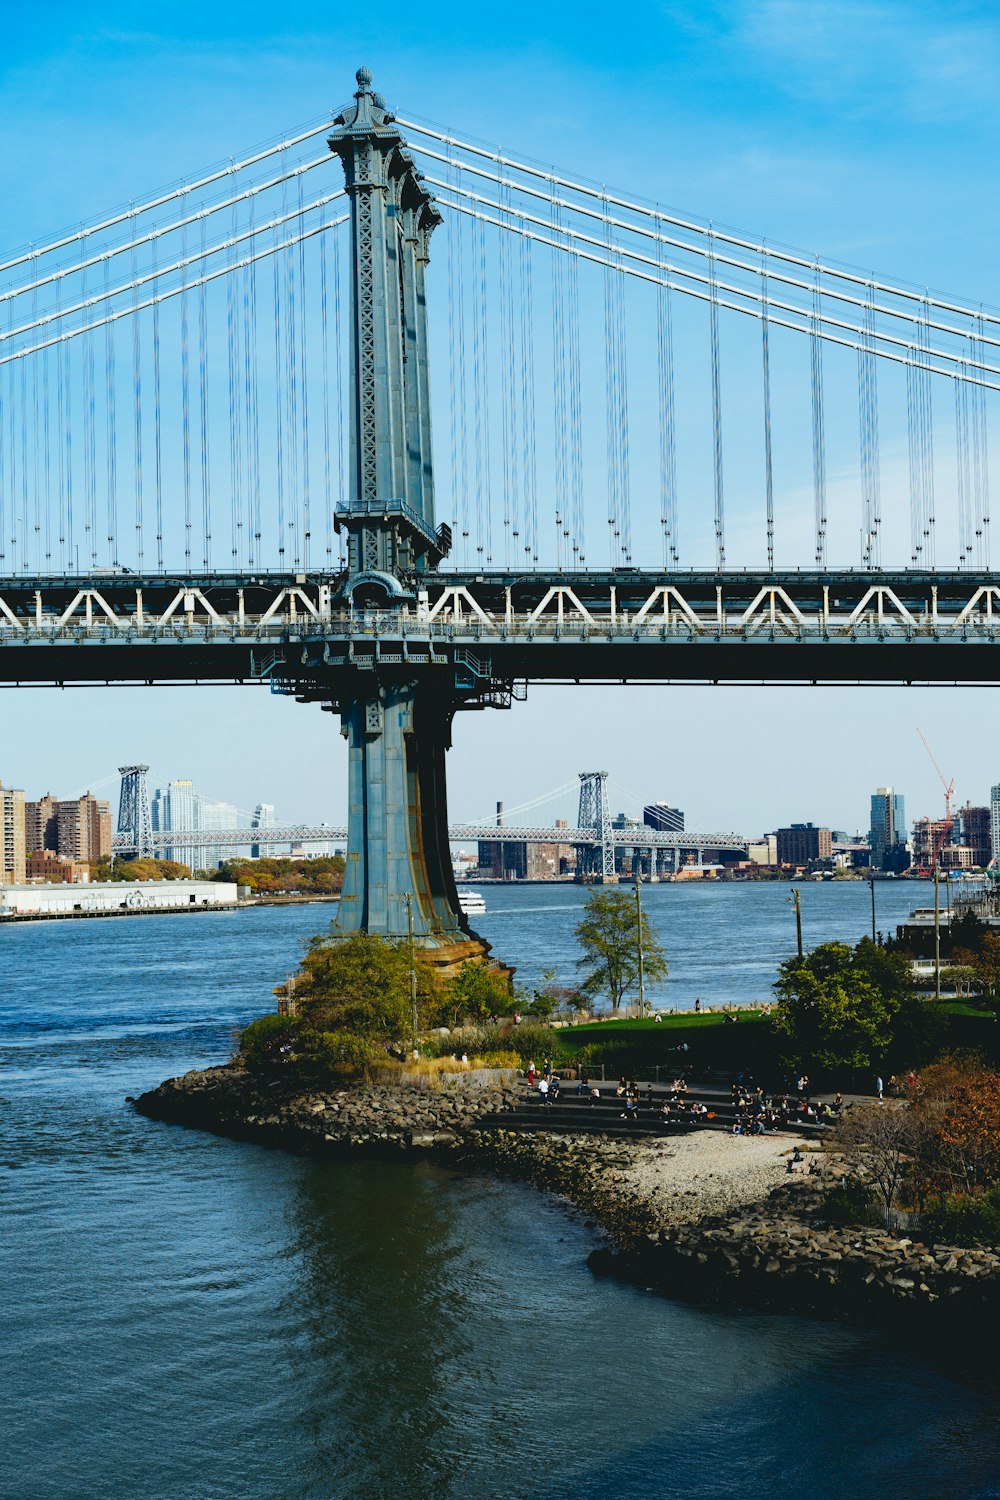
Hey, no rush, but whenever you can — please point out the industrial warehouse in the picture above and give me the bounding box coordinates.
[0,880,238,921]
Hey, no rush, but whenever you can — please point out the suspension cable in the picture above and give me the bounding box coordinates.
[433,194,1000,393]
[761,254,774,573]
[431,176,1000,385]
[0,190,346,350]
[0,118,335,278]
[401,118,1000,330]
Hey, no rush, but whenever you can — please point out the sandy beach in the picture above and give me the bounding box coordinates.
[622,1130,812,1226]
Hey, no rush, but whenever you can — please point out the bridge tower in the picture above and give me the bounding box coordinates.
[298,67,503,970]
[117,766,153,861]
[576,772,617,884]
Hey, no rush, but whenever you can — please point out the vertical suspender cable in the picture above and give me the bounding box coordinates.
[151,239,164,570]
[519,227,538,564]
[32,286,41,571]
[131,214,143,573]
[657,216,678,569]
[497,173,515,568]
[973,314,991,567]
[227,193,242,566]
[296,173,311,570]
[180,220,192,573]
[472,214,492,565]
[333,227,346,568]
[613,219,631,568]
[955,369,971,565]
[551,189,567,568]
[43,335,52,568]
[446,153,464,564]
[20,316,28,572]
[273,189,286,564]
[284,170,300,571]
[104,257,117,565]
[247,196,262,569]
[0,306,6,569]
[603,193,619,569]
[83,267,98,569]
[50,291,61,567]
[810,262,827,568]
[454,180,470,568]
[9,302,17,569]
[198,216,212,568]
[906,342,921,564]
[567,239,585,565]
[920,299,936,568]
[64,308,73,572]
[760,253,774,571]
[708,229,725,570]
[319,217,333,566]
[858,284,881,568]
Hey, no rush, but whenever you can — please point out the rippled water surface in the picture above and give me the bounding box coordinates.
[3,893,999,1500]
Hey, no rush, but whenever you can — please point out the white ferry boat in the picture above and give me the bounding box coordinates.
[458,888,487,917]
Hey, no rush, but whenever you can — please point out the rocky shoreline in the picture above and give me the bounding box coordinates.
[135,1065,1000,1342]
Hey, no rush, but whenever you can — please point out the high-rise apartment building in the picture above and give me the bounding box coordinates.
[957,803,991,868]
[0,782,27,884]
[25,793,59,855]
[55,794,112,862]
[870,787,909,873]
[250,802,277,859]
[776,824,832,866]
[643,802,685,833]
[151,779,243,871]
[911,816,955,871]
[990,785,1000,867]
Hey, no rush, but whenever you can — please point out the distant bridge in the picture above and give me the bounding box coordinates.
[115,824,749,856]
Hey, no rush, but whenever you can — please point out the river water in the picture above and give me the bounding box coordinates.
[3,889,999,1500]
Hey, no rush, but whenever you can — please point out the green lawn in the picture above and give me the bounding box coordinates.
[548,1002,1000,1081]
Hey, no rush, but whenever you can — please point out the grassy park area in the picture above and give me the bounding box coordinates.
[546,1003,1000,1085]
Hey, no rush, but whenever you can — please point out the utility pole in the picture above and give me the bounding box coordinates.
[791,887,803,959]
[934,864,941,1002]
[869,871,876,943]
[634,874,645,1020]
[405,894,418,1055]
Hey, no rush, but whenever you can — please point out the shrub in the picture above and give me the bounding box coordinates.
[241,1013,299,1072]
[920,1184,1000,1247]
[821,1175,882,1227]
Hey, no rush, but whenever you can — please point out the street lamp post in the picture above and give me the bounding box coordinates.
[790,887,803,959]
[634,874,645,1020]
[404,894,418,1055]
[934,864,941,1002]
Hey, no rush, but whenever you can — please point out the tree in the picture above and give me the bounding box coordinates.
[969,932,1000,1005]
[89,856,192,881]
[575,889,667,1014]
[772,937,914,1070]
[910,1053,1000,1194]
[439,960,514,1027]
[292,929,438,1074]
[834,1104,930,1228]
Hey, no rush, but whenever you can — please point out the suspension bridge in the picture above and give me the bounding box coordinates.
[3,67,1000,967]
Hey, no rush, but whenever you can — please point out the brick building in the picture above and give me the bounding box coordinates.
[776,823,832,866]
[0,782,26,885]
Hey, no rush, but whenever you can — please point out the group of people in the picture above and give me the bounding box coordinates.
[728,1078,845,1135]
[526,1058,849,1131]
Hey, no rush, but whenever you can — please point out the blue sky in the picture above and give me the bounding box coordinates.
[2,1,1000,835]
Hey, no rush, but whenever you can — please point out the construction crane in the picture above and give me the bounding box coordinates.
[917,729,955,868]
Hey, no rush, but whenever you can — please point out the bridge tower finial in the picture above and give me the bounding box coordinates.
[328,70,447,597]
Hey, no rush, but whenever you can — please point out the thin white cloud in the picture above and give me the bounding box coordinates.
[733,0,1000,123]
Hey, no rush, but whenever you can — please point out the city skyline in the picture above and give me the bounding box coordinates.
[4,738,997,849]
